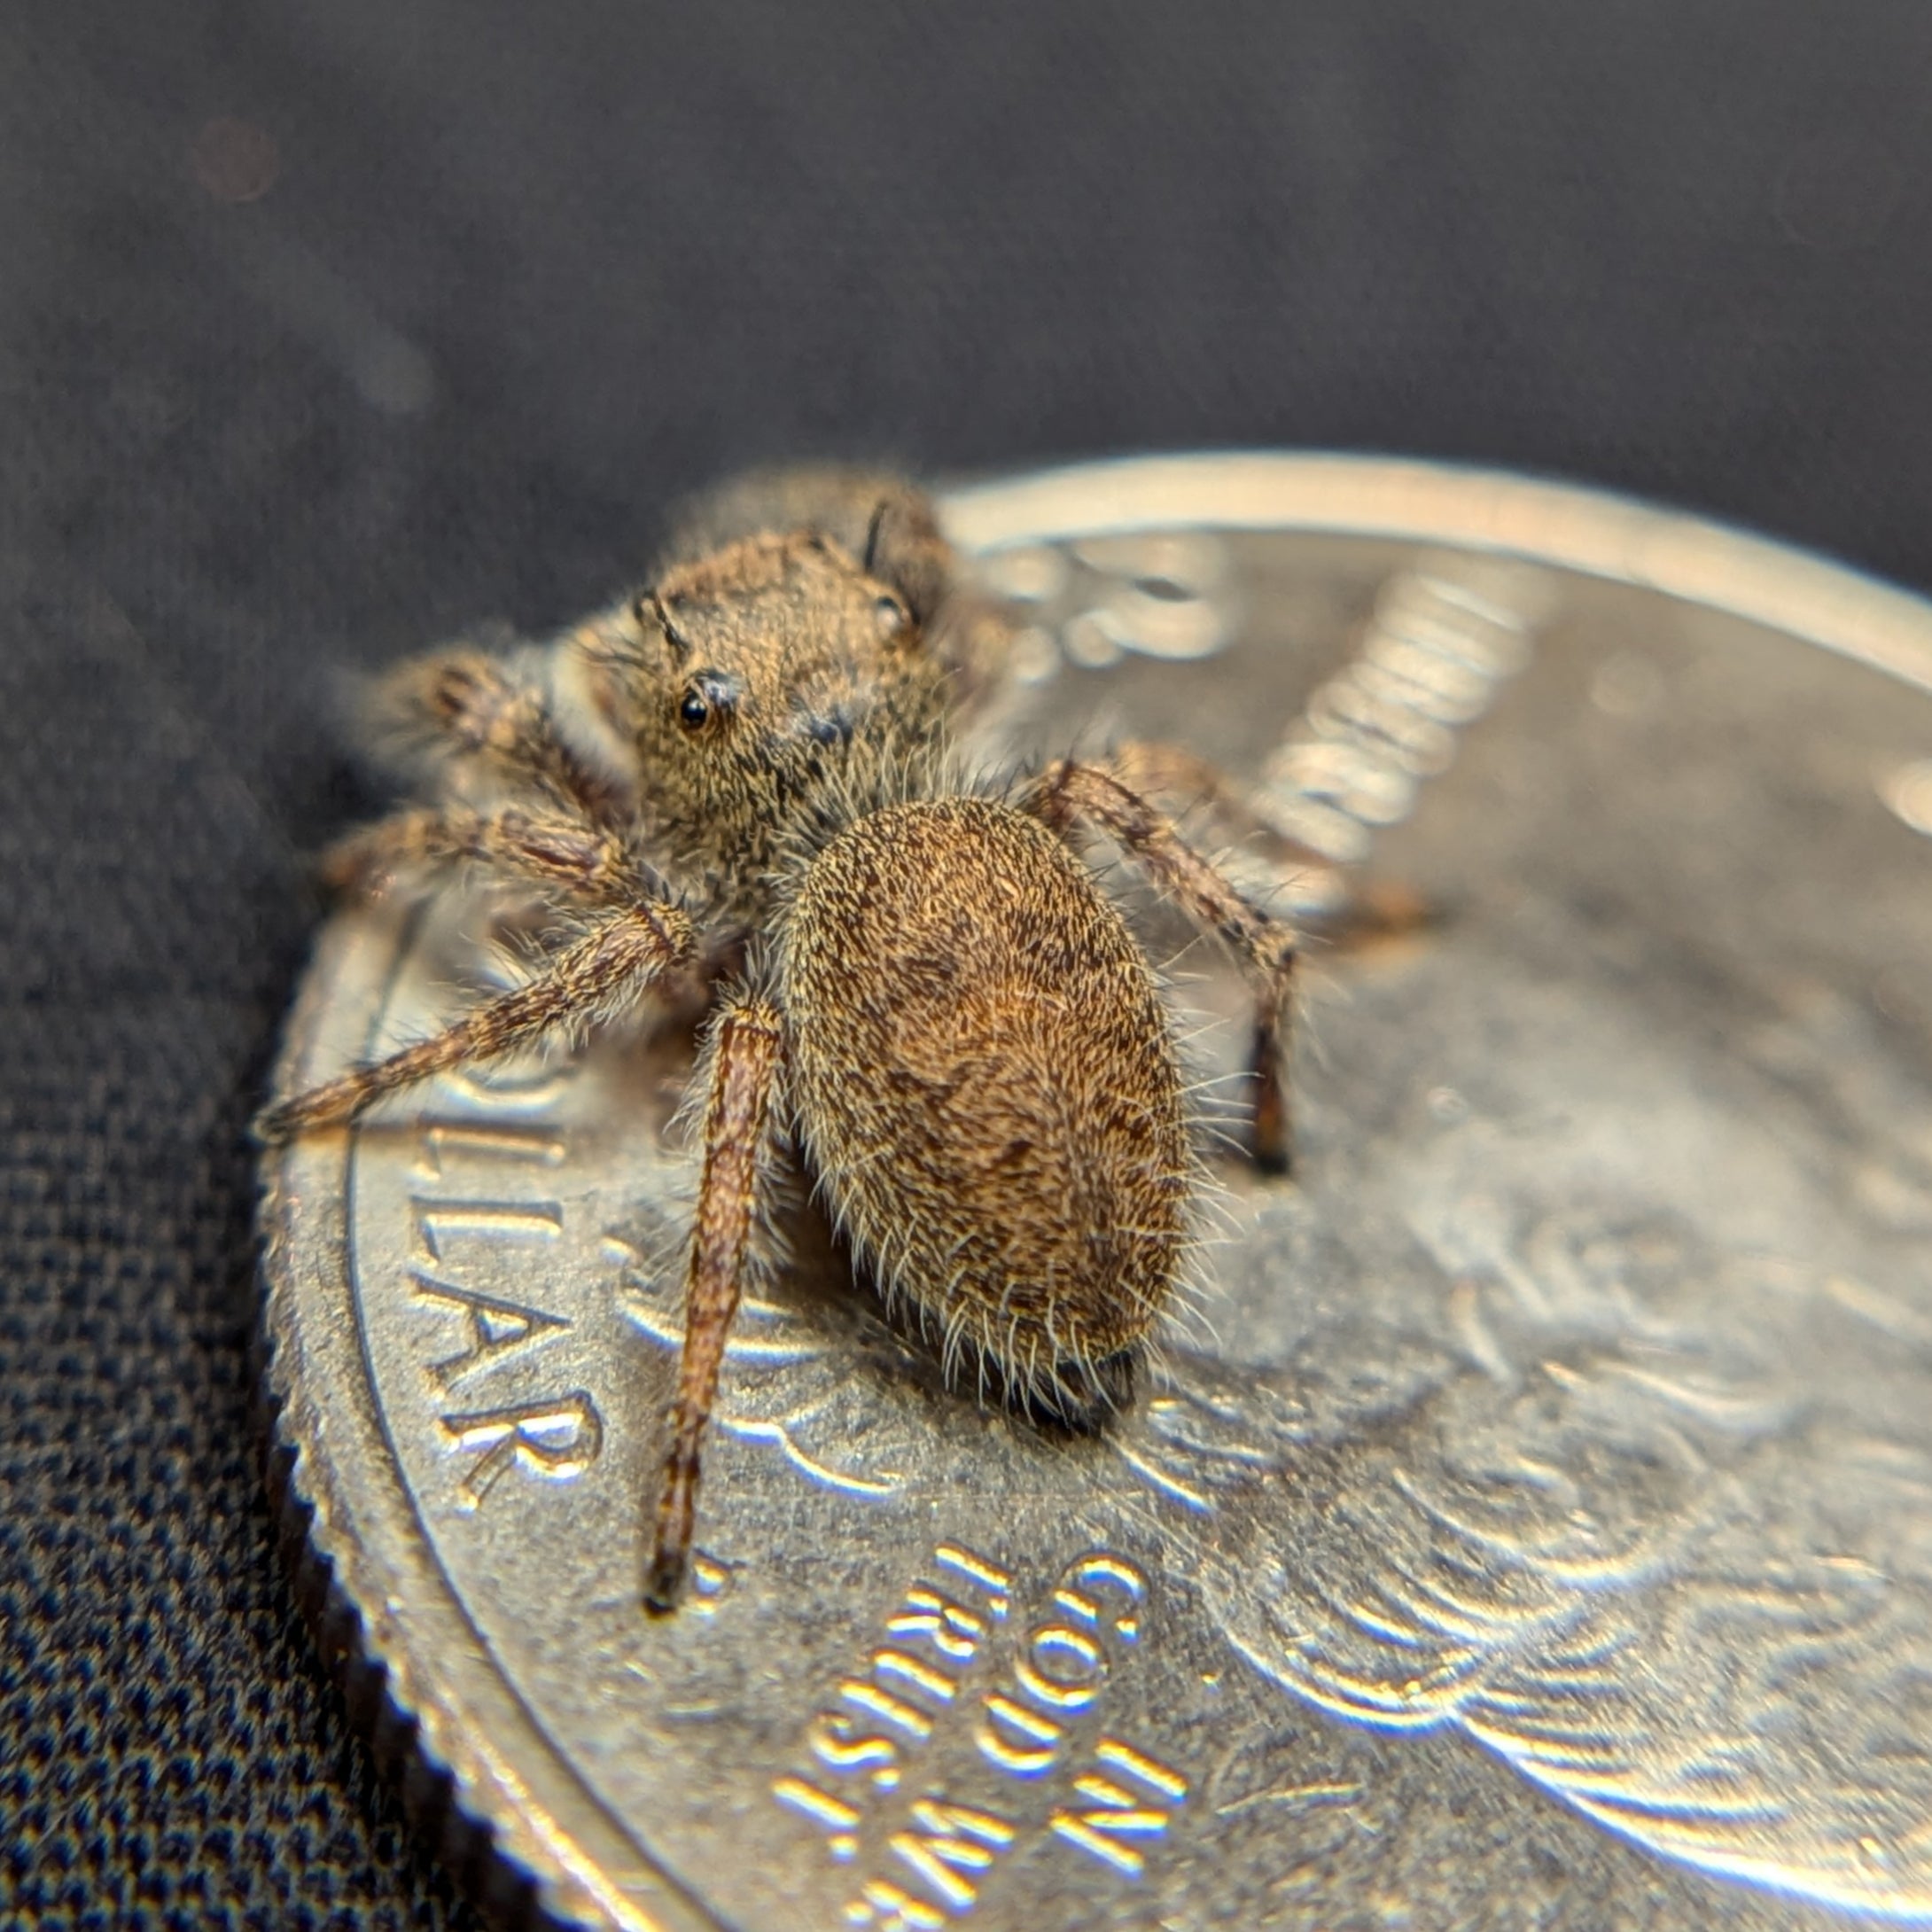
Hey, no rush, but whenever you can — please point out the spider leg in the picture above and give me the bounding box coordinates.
[644,995,784,1613]
[254,900,697,1141]
[323,802,651,907]
[1096,739,1335,870]
[1020,759,1299,1175]
[1101,741,1432,955]
[374,645,627,820]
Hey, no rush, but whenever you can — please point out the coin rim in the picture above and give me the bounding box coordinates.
[256,449,1932,1932]
[944,449,1932,694]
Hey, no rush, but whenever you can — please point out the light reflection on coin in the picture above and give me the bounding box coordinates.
[260,454,1932,1930]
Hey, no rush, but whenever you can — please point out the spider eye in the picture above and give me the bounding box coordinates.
[677,671,736,734]
[874,595,909,639]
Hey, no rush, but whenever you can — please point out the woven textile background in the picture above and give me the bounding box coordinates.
[5,4,1932,1925]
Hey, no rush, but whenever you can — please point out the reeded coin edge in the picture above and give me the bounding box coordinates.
[256,450,1932,1932]
[255,922,547,1928]
[257,908,716,1932]
[252,1339,538,1924]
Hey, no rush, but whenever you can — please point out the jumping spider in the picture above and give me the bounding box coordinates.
[259,471,1300,1610]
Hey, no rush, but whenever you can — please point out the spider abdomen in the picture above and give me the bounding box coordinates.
[784,797,1189,1409]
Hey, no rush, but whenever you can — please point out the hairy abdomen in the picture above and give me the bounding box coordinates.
[784,797,1188,1406]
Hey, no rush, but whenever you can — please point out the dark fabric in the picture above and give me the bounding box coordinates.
[4,4,1932,1924]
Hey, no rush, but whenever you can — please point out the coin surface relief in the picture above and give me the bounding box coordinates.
[260,453,1932,1931]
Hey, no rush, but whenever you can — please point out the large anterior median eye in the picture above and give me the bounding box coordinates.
[678,671,737,734]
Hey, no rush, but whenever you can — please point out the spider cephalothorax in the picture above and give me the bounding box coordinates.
[260,470,1299,1610]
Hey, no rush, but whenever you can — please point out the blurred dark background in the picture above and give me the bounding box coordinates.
[4,3,1931,1924]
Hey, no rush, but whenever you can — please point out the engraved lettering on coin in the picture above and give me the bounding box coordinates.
[1257,550,1548,863]
[440,1390,604,1504]
[976,529,1235,678]
[412,1271,570,1393]
[775,1543,1185,1920]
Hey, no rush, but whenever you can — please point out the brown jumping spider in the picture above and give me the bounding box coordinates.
[259,470,1299,1610]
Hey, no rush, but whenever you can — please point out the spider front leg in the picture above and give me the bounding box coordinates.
[254,900,697,1141]
[322,802,646,905]
[645,995,784,1613]
[374,644,628,821]
[1021,759,1300,1175]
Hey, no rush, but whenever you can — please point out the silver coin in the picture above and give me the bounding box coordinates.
[259,453,1932,1931]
